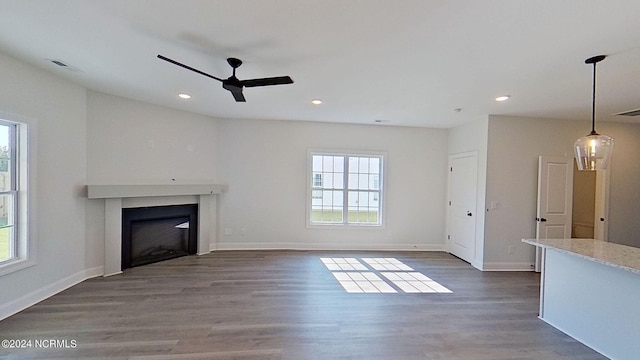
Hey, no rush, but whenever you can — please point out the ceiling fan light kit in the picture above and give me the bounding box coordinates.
[157,55,293,102]
[574,55,614,171]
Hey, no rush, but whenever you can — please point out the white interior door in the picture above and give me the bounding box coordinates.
[535,156,573,271]
[448,152,478,264]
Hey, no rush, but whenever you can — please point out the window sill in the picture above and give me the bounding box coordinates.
[0,258,35,277]
[307,223,385,229]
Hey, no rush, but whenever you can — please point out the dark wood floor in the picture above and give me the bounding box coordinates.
[0,251,606,360]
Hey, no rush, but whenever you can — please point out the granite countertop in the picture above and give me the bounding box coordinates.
[522,238,640,275]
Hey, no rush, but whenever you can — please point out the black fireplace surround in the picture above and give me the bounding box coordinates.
[121,204,198,270]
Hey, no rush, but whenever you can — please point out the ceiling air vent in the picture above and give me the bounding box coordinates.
[46,59,80,72]
[614,108,640,117]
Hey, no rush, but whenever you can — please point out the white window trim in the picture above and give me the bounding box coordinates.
[0,112,37,277]
[306,149,386,229]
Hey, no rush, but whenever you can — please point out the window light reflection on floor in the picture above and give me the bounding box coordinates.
[362,257,414,271]
[320,257,368,271]
[332,272,397,293]
[323,257,453,294]
[381,272,452,293]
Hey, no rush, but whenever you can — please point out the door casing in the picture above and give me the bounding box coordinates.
[447,152,478,265]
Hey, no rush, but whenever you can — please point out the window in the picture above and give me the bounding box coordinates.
[0,117,30,275]
[309,152,383,225]
[0,121,17,264]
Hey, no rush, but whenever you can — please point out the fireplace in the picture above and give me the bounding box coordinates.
[87,183,222,276]
[121,204,198,269]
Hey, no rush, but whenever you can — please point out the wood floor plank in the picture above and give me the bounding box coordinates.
[0,251,607,359]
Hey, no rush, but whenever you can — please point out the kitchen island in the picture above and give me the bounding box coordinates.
[523,238,640,360]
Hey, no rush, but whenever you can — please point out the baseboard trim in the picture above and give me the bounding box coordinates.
[482,262,535,271]
[211,242,445,252]
[0,266,104,321]
[470,259,484,271]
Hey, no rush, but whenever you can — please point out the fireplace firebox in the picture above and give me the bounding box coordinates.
[122,204,198,269]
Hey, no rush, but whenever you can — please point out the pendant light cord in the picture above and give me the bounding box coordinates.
[590,61,598,135]
[584,55,606,135]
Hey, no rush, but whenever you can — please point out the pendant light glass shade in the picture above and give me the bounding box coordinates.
[574,55,613,171]
[574,132,614,170]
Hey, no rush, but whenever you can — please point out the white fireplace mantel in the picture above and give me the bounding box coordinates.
[87,184,223,276]
[87,184,223,199]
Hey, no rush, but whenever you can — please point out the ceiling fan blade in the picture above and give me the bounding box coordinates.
[223,85,246,102]
[241,76,294,88]
[157,54,223,82]
[230,89,246,102]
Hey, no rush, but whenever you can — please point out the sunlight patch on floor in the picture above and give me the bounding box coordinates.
[332,272,397,293]
[320,257,368,271]
[381,272,452,293]
[362,257,414,271]
[323,258,452,294]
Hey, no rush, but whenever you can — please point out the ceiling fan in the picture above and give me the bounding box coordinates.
[157,55,293,102]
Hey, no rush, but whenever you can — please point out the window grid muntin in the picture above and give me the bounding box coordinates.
[347,156,381,224]
[310,153,382,225]
[311,154,345,224]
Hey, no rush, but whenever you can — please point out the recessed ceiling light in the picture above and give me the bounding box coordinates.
[311,99,323,105]
[178,93,191,99]
[495,95,510,102]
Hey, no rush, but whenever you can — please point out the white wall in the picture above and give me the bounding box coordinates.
[596,121,640,247]
[483,116,640,269]
[485,115,585,269]
[86,91,219,185]
[85,91,220,268]
[0,52,89,318]
[216,118,449,250]
[447,116,489,269]
[85,94,449,253]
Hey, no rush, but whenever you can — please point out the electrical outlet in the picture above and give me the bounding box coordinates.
[507,245,514,254]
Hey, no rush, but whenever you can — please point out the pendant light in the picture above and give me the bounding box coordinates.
[574,55,614,171]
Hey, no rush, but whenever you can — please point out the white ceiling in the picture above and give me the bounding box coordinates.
[1,0,640,128]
